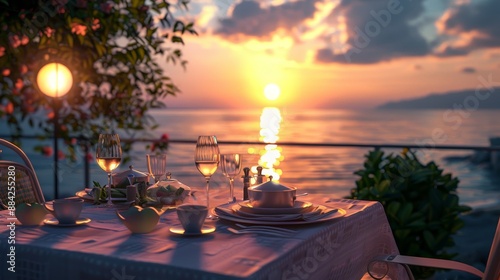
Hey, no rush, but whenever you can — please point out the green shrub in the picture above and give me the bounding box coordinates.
[348,149,471,279]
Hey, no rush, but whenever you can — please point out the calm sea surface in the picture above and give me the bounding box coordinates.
[3,108,500,210]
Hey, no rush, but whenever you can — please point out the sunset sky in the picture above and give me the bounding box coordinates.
[162,0,500,109]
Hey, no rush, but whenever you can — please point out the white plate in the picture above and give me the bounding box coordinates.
[43,217,91,227]
[169,225,216,236]
[76,189,127,202]
[214,204,346,225]
[238,200,314,215]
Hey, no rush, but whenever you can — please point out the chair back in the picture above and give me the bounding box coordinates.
[0,139,45,208]
[483,217,500,280]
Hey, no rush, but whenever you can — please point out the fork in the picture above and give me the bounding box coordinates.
[227,227,294,237]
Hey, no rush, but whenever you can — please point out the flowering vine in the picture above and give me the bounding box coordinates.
[0,0,196,160]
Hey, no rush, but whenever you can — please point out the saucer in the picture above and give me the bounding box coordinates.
[238,200,314,214]
[169,225,216,236]
[43,217,91,227]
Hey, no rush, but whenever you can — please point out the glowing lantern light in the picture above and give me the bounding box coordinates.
[37,63,73,98]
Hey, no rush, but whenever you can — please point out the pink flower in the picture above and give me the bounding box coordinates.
[44,27,55,38]
[58,150,65,160]
[92,19,100,31]
[9,35,21,48]
[21,35,29,45]
[0,46,4,57]
[15,79,23,90]
[20,65,28,74]
[85,152,93,162]
[4,102,14,114]
[2,69,10,76]
[42,146,53,157]
[139,5,149,12]
[71,23,87,36]
[100,2,113,13]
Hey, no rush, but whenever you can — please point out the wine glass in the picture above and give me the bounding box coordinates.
[194,136,219,219]
[220,154,242,203]
[146,154,167,183]
[95,134,122,207]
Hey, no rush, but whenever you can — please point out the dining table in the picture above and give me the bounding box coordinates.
[0,188,408,280]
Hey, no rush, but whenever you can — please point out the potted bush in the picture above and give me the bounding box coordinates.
[348,149,471,279]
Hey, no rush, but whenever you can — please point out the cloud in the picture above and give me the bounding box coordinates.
[210,0,500,65]
[460,67,476,74]
[214,0,319,40]
[435,0,500,56]
[315,0,431,64]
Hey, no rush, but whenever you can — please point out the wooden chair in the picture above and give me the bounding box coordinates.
[0,138,45,209]
[368,217,500,280]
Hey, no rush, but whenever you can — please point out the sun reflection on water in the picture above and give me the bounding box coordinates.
[252,107,283,181]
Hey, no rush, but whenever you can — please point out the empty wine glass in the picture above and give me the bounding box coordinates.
[194,136,219,219]
[146,154,167,183]
[220,154,242,203]
[95,134,122,207]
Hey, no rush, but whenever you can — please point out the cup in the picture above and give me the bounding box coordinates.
[176,204,208,233]
[44,198,84,224]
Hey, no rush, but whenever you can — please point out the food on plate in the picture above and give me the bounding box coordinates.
[147,183,188,206]
[91,181,127,204]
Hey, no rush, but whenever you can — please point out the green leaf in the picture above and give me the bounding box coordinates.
[171,36,184,45]
[423,230,435,249]
[397,203,413,223]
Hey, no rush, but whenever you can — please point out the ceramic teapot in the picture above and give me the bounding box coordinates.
[116,206,163,233]
[15,202,48,225]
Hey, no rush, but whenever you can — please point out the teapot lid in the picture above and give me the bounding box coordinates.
[249,177,295,191]
[114,165,148,178]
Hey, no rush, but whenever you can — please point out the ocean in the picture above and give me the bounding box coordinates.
[2,108,500,210]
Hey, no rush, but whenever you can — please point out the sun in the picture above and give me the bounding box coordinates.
[264,83,281,101]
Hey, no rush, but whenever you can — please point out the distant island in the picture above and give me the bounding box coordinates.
[378,87,500,109]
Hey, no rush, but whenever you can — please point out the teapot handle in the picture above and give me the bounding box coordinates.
[116,211,126,221]
[43,203,55,214]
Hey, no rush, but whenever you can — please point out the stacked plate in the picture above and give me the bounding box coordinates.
[214,200,346,225]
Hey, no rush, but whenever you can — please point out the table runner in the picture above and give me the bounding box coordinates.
[0,196,407,280]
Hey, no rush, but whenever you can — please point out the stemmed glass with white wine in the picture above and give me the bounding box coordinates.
[95,133,122,207]
[194,136,219,219]
[220,154,242,203]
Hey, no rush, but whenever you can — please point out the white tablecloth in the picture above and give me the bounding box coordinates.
[0,195,407,280]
